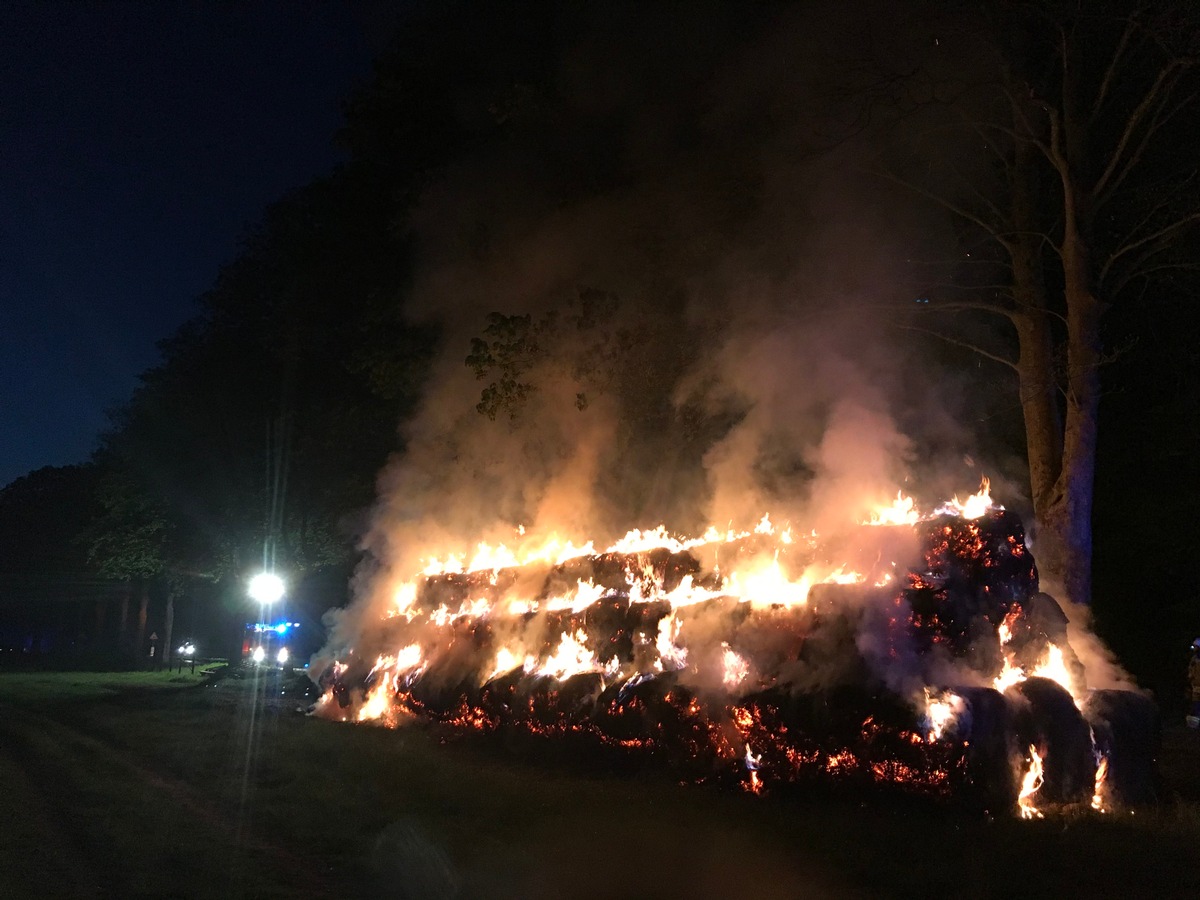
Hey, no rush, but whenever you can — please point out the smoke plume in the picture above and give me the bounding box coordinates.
[319,4,1010,670]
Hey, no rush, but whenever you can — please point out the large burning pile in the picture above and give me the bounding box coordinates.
[312,481,1156,817]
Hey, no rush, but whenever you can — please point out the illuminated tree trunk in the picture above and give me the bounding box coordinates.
[1009,132,1062,526]
[1030,246,1101,604]
[999,39,1114,606]
[1014,309,1060,512]
[929,10,1197,605]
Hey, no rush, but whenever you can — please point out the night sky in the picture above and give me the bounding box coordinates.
[0,2,388,488]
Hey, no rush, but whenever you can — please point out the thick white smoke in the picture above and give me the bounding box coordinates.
[316,4,1055,697]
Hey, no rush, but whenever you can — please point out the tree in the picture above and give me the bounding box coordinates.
[0,465,126,656]
[0,465,102,577]
[87,163,439,660]
[886,3,1200,604]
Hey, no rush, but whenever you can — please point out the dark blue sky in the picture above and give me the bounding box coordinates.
[0,1,389,487]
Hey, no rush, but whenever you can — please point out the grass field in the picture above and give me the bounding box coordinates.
[1,669,1198,899]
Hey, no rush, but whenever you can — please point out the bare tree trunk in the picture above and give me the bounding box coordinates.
[118,585,130,654]
[1009,127,1063,520]
[1015,309,1061,511]
[1037,213,1101,605]
[162,592,175,670]
[94,598,107,648]
[136,582,148,653]
[75,599,87,653]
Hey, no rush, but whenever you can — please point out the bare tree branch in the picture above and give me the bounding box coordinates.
[1109,261,1200,299]
[903,256,1013,267]
[1092,60,1191,201]
[968,121,1012,167]
[949,106,1016,166]
[918,296,1017,319]
[1012,231,1065,259]
[946,160,1009,226]
[1004,86,1062,173]
[1100,211,1200,282]
[967,116,1027,145]
[1040,103,1070,185]
[1093,16,1141,119]
[1102,171,1196,262]
[920,284,1017,296]
[894,323,1019,371]
[872,169,1014,253]
[1011,298,1069,327]
[1096,83,1195,206]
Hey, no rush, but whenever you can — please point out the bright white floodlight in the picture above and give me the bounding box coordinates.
[248,572,286,604]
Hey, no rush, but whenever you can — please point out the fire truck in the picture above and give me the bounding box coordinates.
[241,620,303,668]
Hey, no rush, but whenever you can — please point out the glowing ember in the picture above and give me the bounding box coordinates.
[825,749,859,773]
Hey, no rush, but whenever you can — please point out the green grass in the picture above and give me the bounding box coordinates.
[0,663,223,702]
[1,670,1199,899]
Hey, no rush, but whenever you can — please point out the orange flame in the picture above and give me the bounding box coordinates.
[938,477,995,520]
[922,688,963,742]
[1018,745,1045,819]
[1091,730,1110,813]
[868,491,919,526]
[721,643,750,689]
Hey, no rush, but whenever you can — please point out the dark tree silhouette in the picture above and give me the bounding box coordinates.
[883,2,1200,604]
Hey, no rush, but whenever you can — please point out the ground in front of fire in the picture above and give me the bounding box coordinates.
[1,664,1198,899]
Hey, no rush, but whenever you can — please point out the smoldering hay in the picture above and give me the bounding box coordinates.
[311,483,1157,817]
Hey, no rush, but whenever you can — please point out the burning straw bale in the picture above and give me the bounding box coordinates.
[1009,677,1097,806]
[315,490,1157,818]
[1084,689,1160,808]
